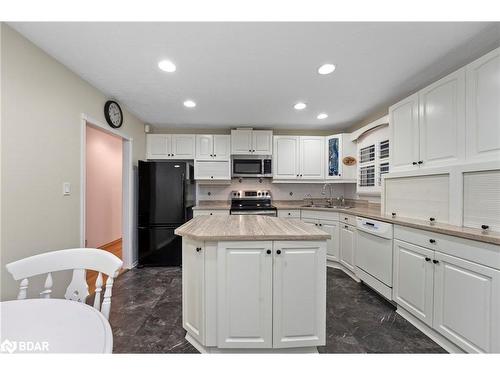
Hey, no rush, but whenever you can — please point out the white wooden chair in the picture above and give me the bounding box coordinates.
[5,248,123,320]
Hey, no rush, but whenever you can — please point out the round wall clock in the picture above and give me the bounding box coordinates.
[104,100,123,129]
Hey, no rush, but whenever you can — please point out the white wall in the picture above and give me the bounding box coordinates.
[197,179,353,201]
[0,24,146,301]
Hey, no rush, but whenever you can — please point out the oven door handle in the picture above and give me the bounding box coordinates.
[230,210,277,216]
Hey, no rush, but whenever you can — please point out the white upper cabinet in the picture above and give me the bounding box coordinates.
[194,160,231,180]
[325,134,357,180]
[300,136,325,179]
[230,129,253,154]
[146,134,195,159]
[418,68,466,168]
[273,136,324,180]
[389,48,500,172]
[252,130,273,155]
[213,135,231,160]
[389,93,421,171]
[196,135,230,161]
[466,47,500,162]
[231,129,273,155]
[171,134,195,159]
[273,136,300,179]
[146,134,171,159]
[196,135,214,159]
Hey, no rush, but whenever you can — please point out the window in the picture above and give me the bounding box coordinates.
[357,136,390,193]
[359,165,375,187]
[360,145,375,163]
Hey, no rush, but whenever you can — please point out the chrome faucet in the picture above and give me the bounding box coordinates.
[322,183,334,207]
[304,193,314,207]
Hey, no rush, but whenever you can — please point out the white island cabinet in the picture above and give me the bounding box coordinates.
[175,215,329,353]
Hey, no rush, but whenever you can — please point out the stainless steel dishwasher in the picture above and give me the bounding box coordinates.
[355,217,394,300]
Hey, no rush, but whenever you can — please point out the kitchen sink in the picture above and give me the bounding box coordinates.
[300,204,352,209]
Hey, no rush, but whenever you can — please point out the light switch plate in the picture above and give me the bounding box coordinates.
[63,182,71,196]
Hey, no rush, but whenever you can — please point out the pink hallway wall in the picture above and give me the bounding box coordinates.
[85,125,123,249]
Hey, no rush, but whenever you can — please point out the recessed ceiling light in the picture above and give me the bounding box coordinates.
[158,60,176,72]
[318,63,336,75]
[183,100,196,108]
[317,113,328,120]
[294,102,307,110]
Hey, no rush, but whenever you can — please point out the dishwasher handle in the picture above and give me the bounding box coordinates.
[356,217,393,239]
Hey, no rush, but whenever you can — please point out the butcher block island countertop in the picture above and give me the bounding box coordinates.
[174,214,331,241]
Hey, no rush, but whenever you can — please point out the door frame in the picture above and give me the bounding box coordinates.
[80,113,135,269]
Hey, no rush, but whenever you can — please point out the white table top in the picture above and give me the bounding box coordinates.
[0,299,113,353]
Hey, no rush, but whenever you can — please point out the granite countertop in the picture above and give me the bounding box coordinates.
[174,215,331,241]
[192,200,500,245]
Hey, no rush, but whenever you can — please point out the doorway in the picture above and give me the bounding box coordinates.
[80,115,134,289]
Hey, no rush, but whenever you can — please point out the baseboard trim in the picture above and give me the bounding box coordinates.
[326,260,360,282]
[185,333,319,354]
[396,307,465,353]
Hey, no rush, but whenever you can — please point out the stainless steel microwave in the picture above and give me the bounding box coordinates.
[232,156,272,178]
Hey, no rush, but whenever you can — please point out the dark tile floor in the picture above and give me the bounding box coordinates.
[109,267,446,353]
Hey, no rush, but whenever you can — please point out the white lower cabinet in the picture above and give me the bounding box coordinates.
[322,221,340,262]
[273,241,326,348]
[433,251,500,353]
[393,239,435,326]
[182,237,205,344]
[209,240,326,349]
[393,226,500,353]
[339,223,356,272]
[217,241,273,348]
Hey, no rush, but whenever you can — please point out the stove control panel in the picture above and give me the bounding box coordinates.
[231,190,272,199]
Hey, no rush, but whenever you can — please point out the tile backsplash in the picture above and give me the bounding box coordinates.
[196,178,357,202]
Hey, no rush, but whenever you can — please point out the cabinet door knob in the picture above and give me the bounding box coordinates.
[344,225,348,229]
[418,160,423,164]
[210,213,213,215]
[266,249,271,255]
[319,223,323,227]
[429,239,436,244]
[425,257,431,262]
[196,247,201,252]
[172,154,175,156]
[412,162,417,165]
[249,150,252,152]
[391,212,396,217]
[296,174,299,177]
[288,213,291,216]
[481,224,489,230]
[214,154,216,157]
[433,259,439,264]
[276,250,282,255]
[211,176,214,179]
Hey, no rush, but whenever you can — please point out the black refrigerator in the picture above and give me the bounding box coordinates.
[138,160,195,266]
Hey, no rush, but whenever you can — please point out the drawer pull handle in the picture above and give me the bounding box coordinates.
[432,259,439,264]
[429,239,436,244]
[481,225,489,230]
[425,257,431,262]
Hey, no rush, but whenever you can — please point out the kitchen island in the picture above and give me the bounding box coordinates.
[174,215,330,353]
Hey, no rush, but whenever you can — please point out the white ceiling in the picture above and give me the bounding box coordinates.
[9,22,500,130]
